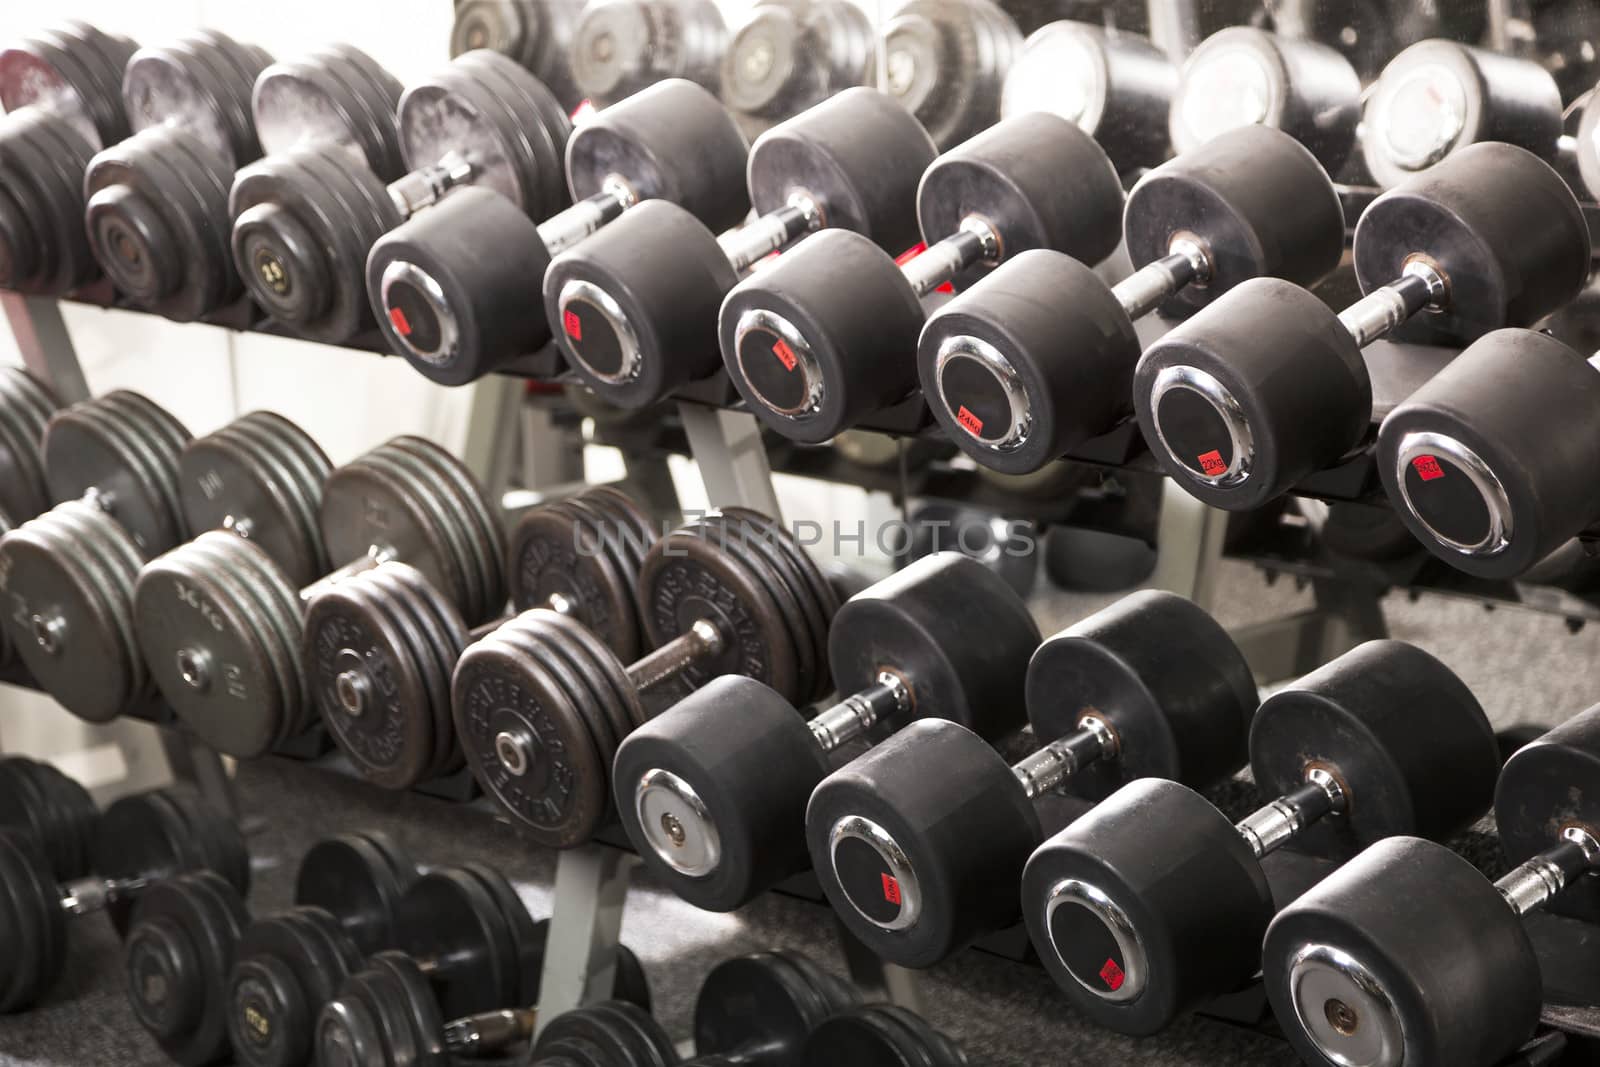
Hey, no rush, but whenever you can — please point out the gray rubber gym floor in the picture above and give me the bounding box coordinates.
[2,557,1595,1066]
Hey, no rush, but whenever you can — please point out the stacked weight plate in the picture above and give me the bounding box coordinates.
[881,0,1022,149]
[450,0,583,110]
[0,368,60,533]
[569,0,728,108]
[0,755,98,879]
[0,20,140,148]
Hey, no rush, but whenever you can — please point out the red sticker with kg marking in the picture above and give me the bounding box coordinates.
[1197,450,1227,477]
[1099,958,1125,991]
[389,306,412,337]
[563,309,582,342]
[956,405,983,436]
[881,873,902,906]
[772,338,799,372]
[1412,455,1445,481]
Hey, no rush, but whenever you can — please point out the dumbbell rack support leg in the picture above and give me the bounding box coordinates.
[533,845,640,1038]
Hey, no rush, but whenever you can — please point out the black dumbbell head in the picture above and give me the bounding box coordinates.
[1124,124,1344,314]
[0,368,59,529]
[233,144,403,344]
[316,950,448,1067]
[1251,640,1498,859]
[829,551,1038,737]
[252,46,406,180]
[1026,590,1256,800]
[0,24,140,149]
[807,719,1039,967]
[801,1004,967,1067]
[124,872,251,1067]
[1378,329,1600,579]
[720,227,925,442]
[1362,40,1563,191]
[394,868,522,1018]
[531,1000,678,1066]
[720,2,814,118]
[918,249,1140,473]
[0,756,96,881]
[546,198,738,408]
[916,111,1122,291]
[696,952,856,1065]
[1495,706,1600,918]
[228,908,365,1067]
[567,78,751,237]
[93,787,242,935]
[0,832,69,1013]
[748,87,935,254]
[1133,276,1371,510]
[1169,27,1361,176]
[1262,837,1540,1067]
[615,674,828,911]
[0,110,102,295]
[121,33,272,170]
[1353,143,1590,344]
[293,832,416,957]
[1021,777,1273,1035]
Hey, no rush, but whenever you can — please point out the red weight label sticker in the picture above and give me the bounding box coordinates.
[956,405,983,436]
[1099,958,1125,992]
[772,339,799,372]
[881,873,902,906]
[389,306,412,337]
[1197,450,1227,477]
[1412,455,1445,481]
[563,309,582,342]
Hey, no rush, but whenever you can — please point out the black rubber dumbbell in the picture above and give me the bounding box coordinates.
[0,391,195,722]
[11,407,330,727]
[614,552,1039,911]
[1022,640,1499,1035]
[83,31,275,321]
[522,1001,677,1067]
[1262,704,1600,1067]
[919,124,1344,474]
[569,0,727,108]
[720,0,874,131]
[0,366,63,671]
[228,46,407,343]
[129,435,504,763]
[457,509,838,847]
[0,756,98,880]
[1361,39,1563,189]
[368,78,752,386]
[546,88,934,411]
[800,1004,968,1067]
[878,0,1023,151]
[1000,20,1175,174]
[807,589,1256,967]
[1375,328,1600,578]
[451,0,583,111]
[1133,143,1591,512]
[0,785,248,1013]
[721,112,1124,443]
[300,486,657,790]
[125,832,411,1067]
[1168,26,1360,176]
[0,22,140,295]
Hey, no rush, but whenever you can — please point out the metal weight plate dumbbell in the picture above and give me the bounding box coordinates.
[316,938,649,1067]
[0,22,141,294]
[452,0,583,111]
[720,112,1124,443]
[1168,27,1361,177]
[720,0,874,131]
[800,1004,969,1067]
[228,46,407,343]
[125,831,414,1067]
[614,553,1039,912]
[522,1001,676,1067]
[0,786,247,1013]
[83,31,275,321]
[4,406,327,727]
[806,590,1256,968]
[0,757,98,881]
[456,509,838,847]
[1021,640,1499,1035]
[1000,21,1175,174]
[546,88,935,411]
[367,77,750,386]
[0,369,61,651]
[1261,705,1600,1067]
[301,486,656,790]
[1375,328,1600,579]
[880,0,1023,151]
[1133,143,1591,512]
[133,435,505,763]
[918,125,1344,475]
[1362,39,1563,190]
[569,0,727,108]
[0,391,194,722]
[232,48,565,346]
